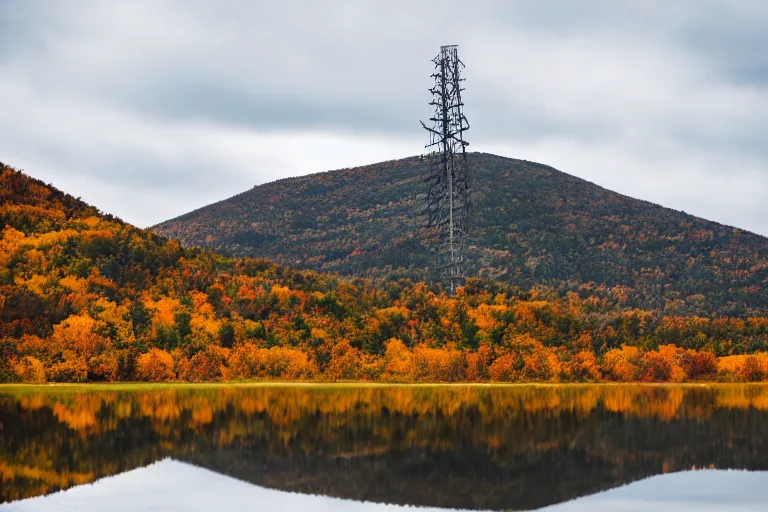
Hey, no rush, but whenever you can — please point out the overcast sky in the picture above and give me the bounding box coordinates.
[2,1,768,234]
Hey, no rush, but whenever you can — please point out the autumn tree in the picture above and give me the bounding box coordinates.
[0,339,20,383]
[561,350,601,382]
[13,356,46,383]
[602,345,642,382]
[325,340,364,381]
[228,343,262,380]
[183,345,229,382]
[381,338,413,382]
[466,342,494,381]
[136,349,175,382]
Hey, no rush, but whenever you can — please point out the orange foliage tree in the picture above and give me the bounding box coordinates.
[325,340,365,381]
[183,345,229,382]
[602,345,642,382]
[13,356,46,383]
[136,349,175,382]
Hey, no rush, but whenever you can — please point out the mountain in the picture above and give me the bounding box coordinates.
[152,152,768,317]
[4,159,768,385]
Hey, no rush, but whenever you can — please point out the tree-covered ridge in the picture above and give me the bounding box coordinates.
[153,153,768,317]
[3,162,768,384]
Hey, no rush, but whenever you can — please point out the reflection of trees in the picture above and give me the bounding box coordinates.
[2,385,768,508]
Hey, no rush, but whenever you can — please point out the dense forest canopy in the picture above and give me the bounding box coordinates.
[2,162,768,383]
[153,153,768,317]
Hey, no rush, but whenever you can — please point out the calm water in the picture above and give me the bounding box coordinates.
[2,384,768,510]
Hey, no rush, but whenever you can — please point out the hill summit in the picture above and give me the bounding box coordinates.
[153,153,768,317]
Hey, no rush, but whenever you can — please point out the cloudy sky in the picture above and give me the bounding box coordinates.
[2,1,768,234]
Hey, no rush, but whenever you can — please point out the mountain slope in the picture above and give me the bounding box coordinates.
[153,153,768,316]
[5,159,768,385]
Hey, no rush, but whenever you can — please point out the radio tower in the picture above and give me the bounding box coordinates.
[420,45,471,295]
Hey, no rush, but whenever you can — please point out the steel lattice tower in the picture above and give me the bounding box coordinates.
[420,45,471,295]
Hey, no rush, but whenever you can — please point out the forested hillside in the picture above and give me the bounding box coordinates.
[153,153,768,317]
[3,162,768,384]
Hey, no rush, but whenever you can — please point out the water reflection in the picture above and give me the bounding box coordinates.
[4,458,486,512]
[2,385,768,510]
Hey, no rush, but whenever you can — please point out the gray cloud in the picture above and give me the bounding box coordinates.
[1,0,768,235]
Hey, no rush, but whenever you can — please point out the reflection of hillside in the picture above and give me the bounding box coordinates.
[184,445,647,510]
[2,385,768,508]
[180,409,768,510]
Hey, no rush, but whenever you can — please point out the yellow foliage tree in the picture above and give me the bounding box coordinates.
[14,356,46,383]
[227,343,262,380]
[260,347,316,380]
[381,338,413,382]
[411,344,467,382]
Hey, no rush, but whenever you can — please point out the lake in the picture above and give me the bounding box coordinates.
[1,384,768,511]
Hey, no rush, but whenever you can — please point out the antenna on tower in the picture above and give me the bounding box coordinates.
[420,45,471,295]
